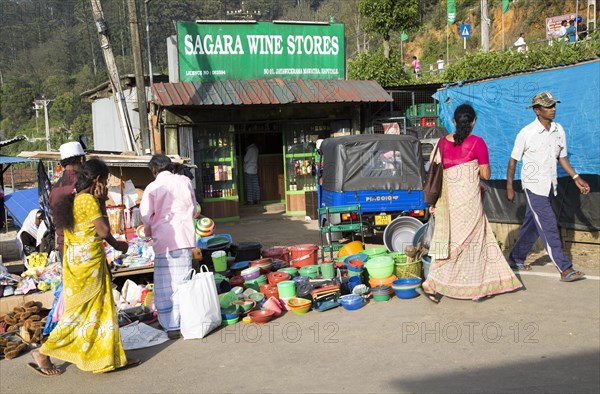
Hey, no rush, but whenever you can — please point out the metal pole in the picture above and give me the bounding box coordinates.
[144,0,153,88]
[575,0,579,38]
[126,0,150,153]
[400,32,403,66]
[90,0,140,154]
[446,25,449,65]
[43,100,51,151]
[481,0,490,52]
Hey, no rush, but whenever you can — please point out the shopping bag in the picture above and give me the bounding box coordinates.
[423,139,444,205]
[178,265,221,340]
[422,215,435,251]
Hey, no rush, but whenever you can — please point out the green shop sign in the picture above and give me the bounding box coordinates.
[177,21,345,82]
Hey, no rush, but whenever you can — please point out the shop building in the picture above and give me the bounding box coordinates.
[152,78,392,220]
[152,20,392,221]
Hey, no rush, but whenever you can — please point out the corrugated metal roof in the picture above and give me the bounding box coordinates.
[0,155,35,165]
[152,79,392,107]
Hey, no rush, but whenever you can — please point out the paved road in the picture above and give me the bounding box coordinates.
[1,263,599,393]
[1,214,599,393]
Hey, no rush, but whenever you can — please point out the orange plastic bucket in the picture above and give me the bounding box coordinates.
[289,244,318,268]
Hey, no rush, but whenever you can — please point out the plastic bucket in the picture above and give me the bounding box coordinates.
[319,260,335,279]
[348,276,361,293]
[290,244,318,268]
[211,250,227,272]
[262,247,290,262]
[277,280,297,298]
[299,265,320,279]
[422,255,432,279]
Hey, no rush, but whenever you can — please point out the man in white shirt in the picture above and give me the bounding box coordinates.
[513,32,527,52]
[244,143,260,204]
[558,20,568,41]
[506,91,590,282]
[436,54,445,74]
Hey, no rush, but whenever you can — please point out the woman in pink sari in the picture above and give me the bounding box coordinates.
[422,104,522,303]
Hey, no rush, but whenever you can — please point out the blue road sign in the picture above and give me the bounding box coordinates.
[460,24,471,38]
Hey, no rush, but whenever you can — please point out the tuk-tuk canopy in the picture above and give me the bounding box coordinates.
[320,134,425,192]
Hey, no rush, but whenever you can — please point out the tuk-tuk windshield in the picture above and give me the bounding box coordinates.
[320,134,425,192]
[361,149,403,178]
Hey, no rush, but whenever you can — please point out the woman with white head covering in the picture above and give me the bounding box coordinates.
[16,209,44,267]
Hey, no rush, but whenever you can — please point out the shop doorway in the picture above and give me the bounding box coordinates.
[236,129,285,206]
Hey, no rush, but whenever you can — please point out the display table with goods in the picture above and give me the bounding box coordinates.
[0,255,61,315]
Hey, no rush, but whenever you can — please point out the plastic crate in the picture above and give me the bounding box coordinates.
[421,117,437,127]
[405,105,418,117]
[418,103,438,116]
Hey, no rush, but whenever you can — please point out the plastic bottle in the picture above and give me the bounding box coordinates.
[137,237,144,255]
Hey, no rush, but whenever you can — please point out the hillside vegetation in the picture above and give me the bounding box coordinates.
[0,0,597,155]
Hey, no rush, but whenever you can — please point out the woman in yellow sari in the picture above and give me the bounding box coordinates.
[30,159,132,375]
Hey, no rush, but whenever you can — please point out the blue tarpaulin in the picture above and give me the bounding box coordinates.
[433,60,599,230]
[433,60,600,180]
[4,187,40,228]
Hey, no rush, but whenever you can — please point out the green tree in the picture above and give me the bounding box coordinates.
[358,0,419,59]
[50,93,76,132]
[348,49,408,86]
[71,113,94,149]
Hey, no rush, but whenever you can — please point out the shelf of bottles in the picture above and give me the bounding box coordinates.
[198,128,238,201]
[284,124,329,193]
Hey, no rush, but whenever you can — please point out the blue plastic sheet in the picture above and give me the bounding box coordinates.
[3,187,40,227]
[434,60,600,180]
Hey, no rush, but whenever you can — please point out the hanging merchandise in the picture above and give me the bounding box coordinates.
[130,207,142,228]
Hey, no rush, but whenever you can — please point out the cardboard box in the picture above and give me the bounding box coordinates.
[0,290,55,315]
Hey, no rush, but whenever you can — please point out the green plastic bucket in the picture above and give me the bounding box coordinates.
[211,250,227,272]
[277,280,296,298]
[319,261,335,279]
[299,265,320,279]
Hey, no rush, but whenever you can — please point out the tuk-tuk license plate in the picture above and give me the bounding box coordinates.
[375,215,391,226]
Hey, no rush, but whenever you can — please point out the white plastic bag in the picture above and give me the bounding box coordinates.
[177,266,221,340]
[422,215,435,251]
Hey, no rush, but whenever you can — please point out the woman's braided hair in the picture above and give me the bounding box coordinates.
[453,104,477,146]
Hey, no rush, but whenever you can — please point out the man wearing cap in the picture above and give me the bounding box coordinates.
[506,92,590,282]
[50,141,86,261]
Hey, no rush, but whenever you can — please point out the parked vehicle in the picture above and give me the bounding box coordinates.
[318,134,428,236]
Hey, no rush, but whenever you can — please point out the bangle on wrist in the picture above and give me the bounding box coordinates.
[572,174,580,180]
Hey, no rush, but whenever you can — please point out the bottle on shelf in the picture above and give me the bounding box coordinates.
[214,165,220,181]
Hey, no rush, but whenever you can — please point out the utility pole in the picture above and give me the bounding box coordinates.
[33,98,53,151]
[144,0,154,88]
[481,0,490,52]
[89,0,140,155]
[126,0,151,154]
